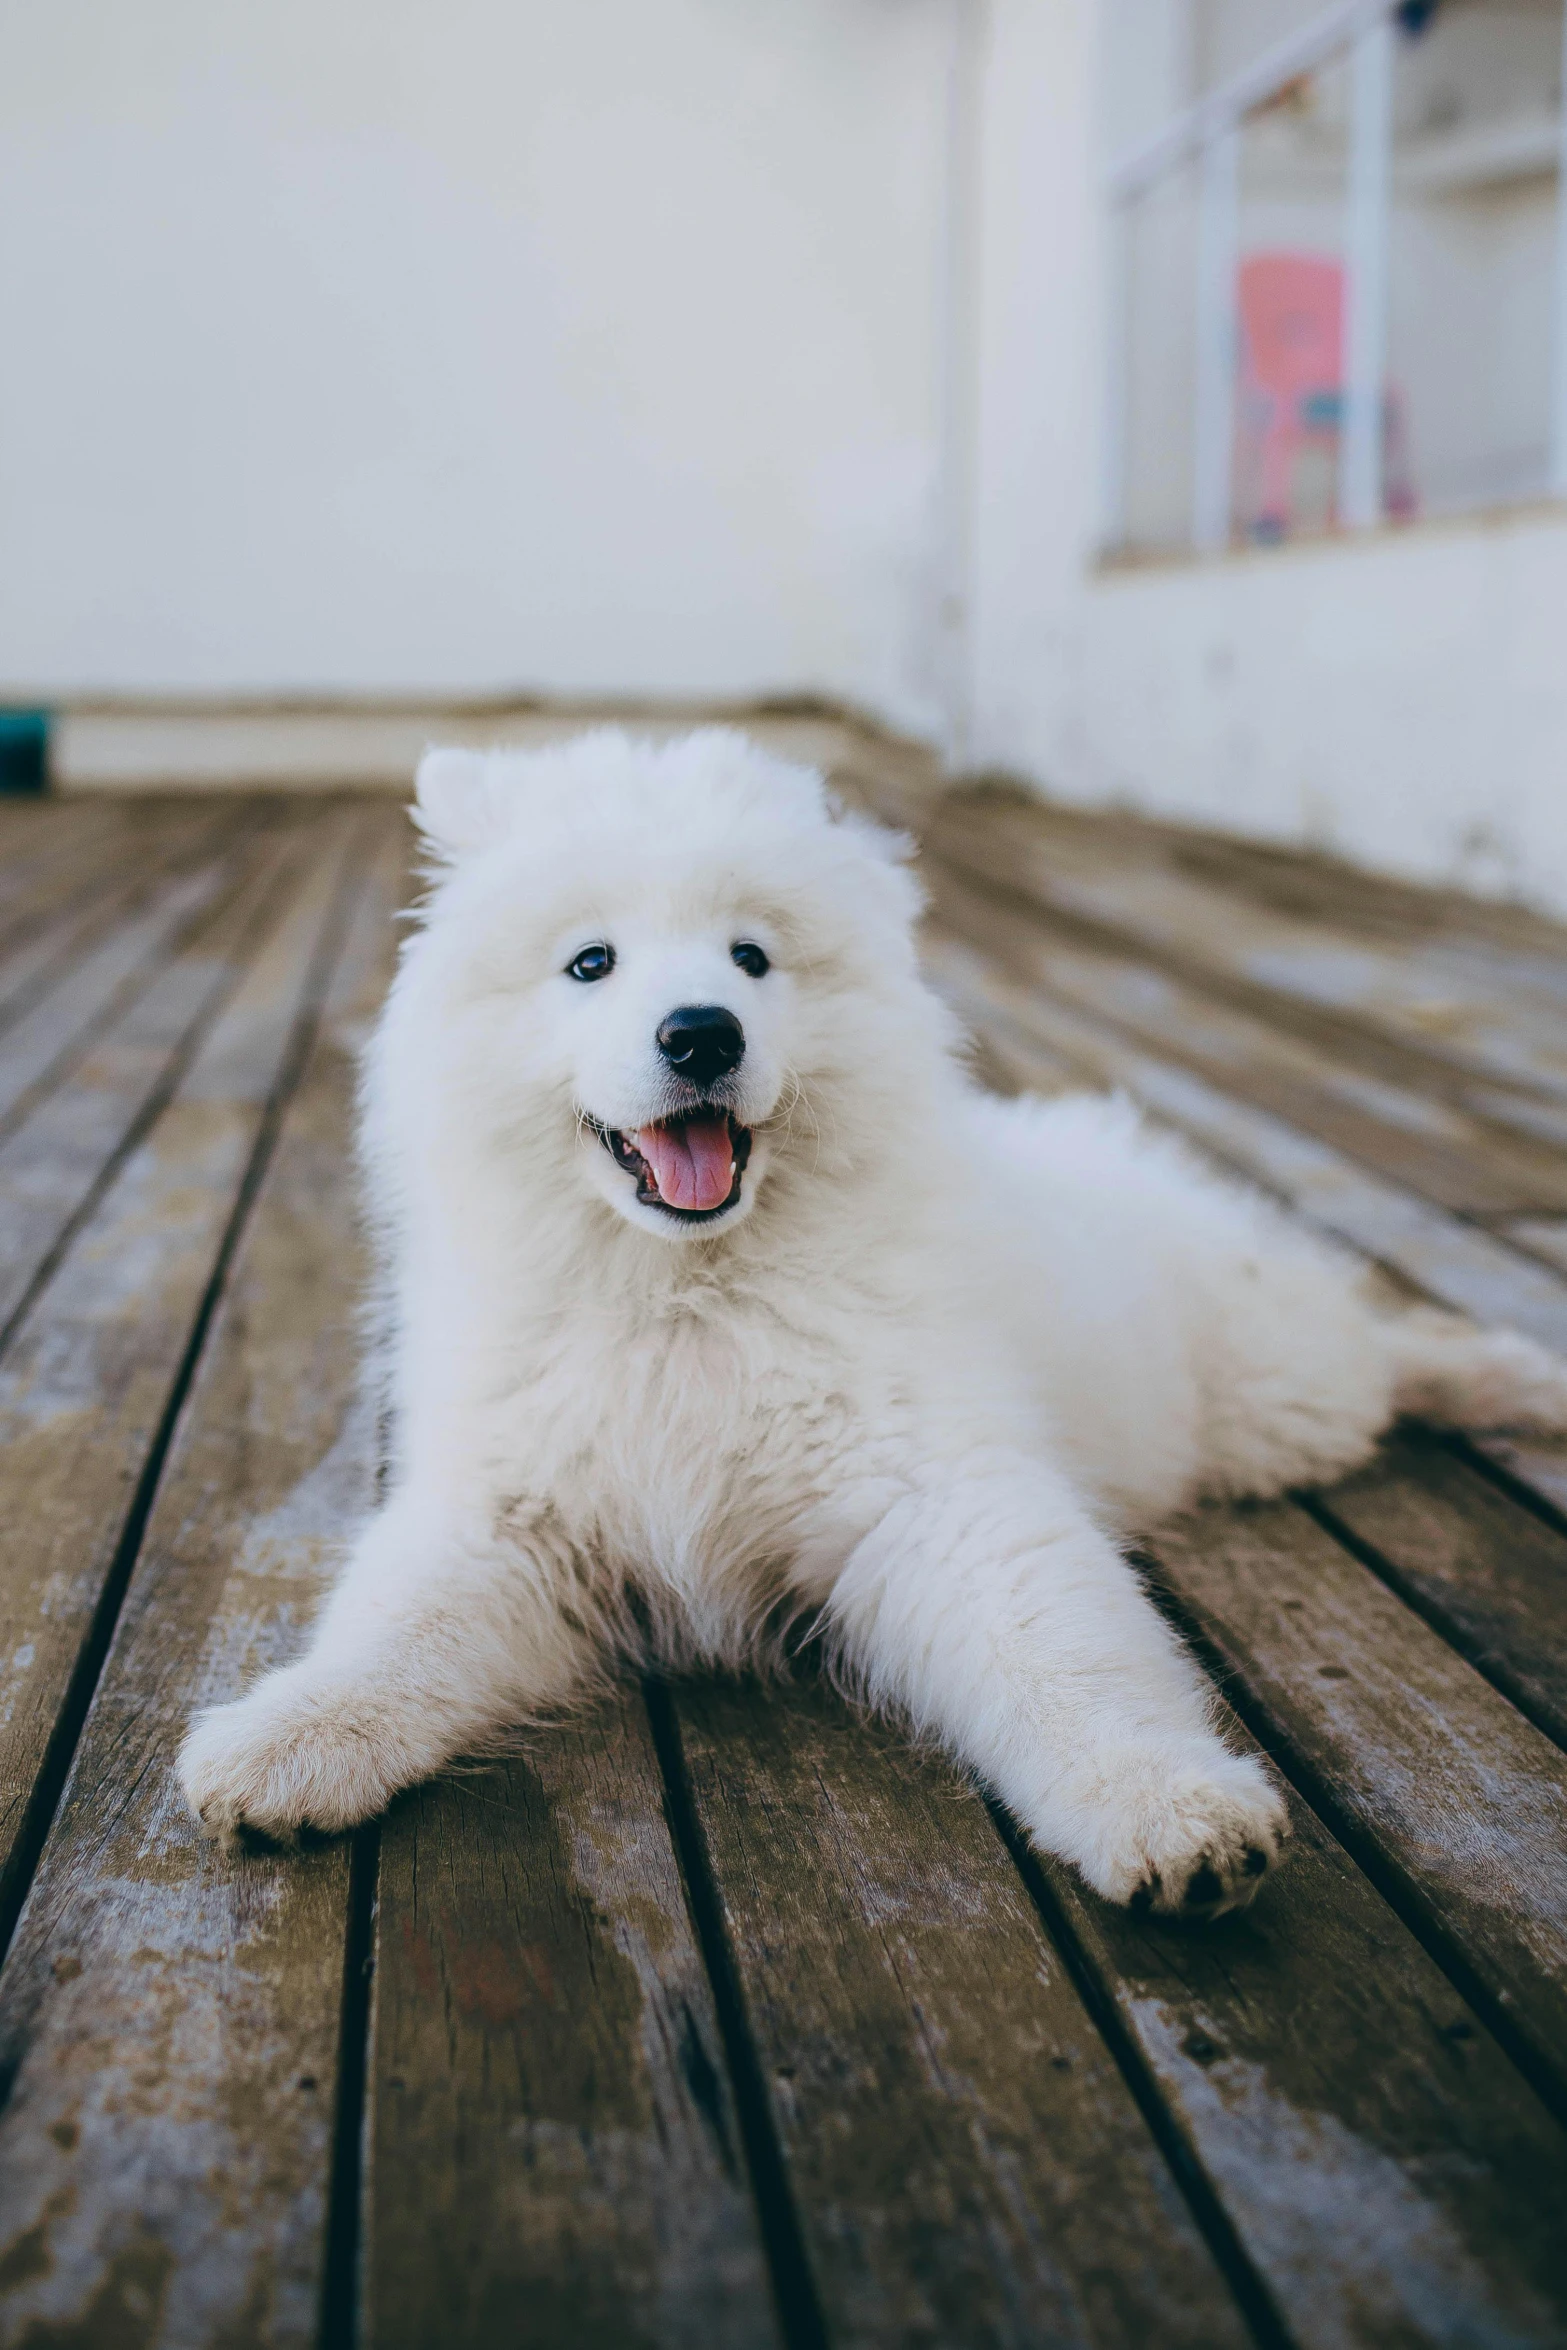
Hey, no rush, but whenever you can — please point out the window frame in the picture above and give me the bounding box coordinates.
[1102,0,1567,554]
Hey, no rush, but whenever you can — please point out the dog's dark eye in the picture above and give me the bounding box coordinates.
[731,942,769,978]
[567,943,615,983]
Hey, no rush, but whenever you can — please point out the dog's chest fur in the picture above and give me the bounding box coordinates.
[474,1270,932,1599]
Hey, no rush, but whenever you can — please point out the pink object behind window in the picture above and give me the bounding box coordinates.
[1237,252,1346,535]
[1234,251,1416,537]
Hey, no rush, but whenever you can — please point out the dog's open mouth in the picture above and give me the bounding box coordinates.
[596,1112,753,1220]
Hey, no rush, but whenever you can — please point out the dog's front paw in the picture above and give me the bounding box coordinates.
[179,1671,403,1842]
[1070,1745,1288,1921]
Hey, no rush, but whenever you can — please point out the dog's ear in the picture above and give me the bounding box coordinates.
[412,747,512,859]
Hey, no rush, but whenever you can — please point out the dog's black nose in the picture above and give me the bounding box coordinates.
[657,1004,745,1085]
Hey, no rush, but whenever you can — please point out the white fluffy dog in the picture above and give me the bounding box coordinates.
[181,730,1567,1917]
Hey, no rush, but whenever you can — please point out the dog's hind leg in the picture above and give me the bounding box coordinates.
[822,1453,1288,1918]
[180,1490,597,1840]
[1383,1308,1567,1433]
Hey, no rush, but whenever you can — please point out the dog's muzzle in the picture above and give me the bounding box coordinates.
[591,1111,753,1221]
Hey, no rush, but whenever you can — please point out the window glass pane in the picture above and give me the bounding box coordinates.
[1118,161,1200,553]
[1387,0,1564,516]
[1233,52,1354,543]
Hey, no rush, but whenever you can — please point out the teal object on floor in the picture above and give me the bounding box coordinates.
[0,710,49,795]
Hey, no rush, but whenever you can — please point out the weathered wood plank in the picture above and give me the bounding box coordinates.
[0,806,259,1144]
[0,800,120,925]
[1036,801,1567,1046]
[1465,1437,1567,1528]
[929,858,1567,1218]
[362,1701,783,2350]
[0,801,236,1035]
[1158,815,1567,968]
[674,1673,1252,2350]
[0,805,362,1932]
[928,790,1567,1116]
[0,816,312,1344]
[1037,1749,1567,2350]
[0,800,178,957]
[1312,1432,1567,1752]
[1501,1217,1567,1278]
[0,810,402,2349]
[955,790,1567,1006]
[1147,1501,1567,2109]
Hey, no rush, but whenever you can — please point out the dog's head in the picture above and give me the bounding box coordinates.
[402,728,932,1242]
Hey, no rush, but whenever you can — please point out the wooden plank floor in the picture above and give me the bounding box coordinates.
[0,771,1566,2348]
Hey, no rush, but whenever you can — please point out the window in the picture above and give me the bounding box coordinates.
[1103,0,1567,557]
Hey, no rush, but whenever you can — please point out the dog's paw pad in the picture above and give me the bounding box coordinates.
[1160,1809,1287,1921]
[1128,1845,1271,1922]
[1088,1750,1289,1922]
[1182,1860,1227,1913]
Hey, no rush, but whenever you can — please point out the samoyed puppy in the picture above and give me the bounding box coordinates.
[180,730,1567,1916]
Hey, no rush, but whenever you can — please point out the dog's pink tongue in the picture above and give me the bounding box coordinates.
[636,1114,734,1211]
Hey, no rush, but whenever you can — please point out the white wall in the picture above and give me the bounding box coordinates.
[965,0,1101,772]
[966,0,1567,917]
[1066,510,1567,908]
[0,0,953,733]
[9,0,1565,912]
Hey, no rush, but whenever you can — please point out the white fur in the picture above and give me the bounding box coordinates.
[180,730,1567,1916]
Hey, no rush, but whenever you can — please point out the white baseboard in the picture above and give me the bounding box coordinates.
[52,703,882,792]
